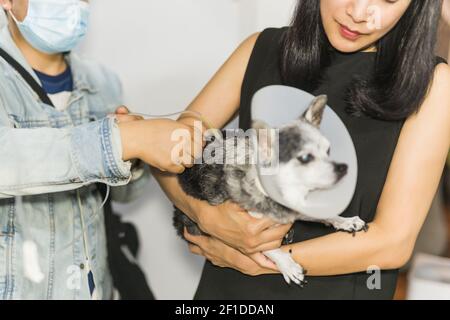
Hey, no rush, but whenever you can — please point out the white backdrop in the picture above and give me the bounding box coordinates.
[79,0,296,299]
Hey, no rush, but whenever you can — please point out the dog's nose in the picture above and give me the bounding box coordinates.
[334,163,348,180]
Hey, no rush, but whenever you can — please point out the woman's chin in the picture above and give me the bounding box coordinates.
[328,37,373,54]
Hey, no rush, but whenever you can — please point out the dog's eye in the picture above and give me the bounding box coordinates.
[298,154,314,164]
[327,147,331,156]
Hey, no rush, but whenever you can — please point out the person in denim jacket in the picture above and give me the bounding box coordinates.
[0,0,195,299]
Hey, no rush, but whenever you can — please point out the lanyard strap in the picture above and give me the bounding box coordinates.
[0,47,54,107]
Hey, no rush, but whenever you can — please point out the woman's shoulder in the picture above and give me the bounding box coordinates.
[238,27,288,81]
[256,27,289,44]
[420,56,449,110]
[408,59,450,122]
[250,27,288,56]
[239,27,287,56]
[229,27,288,87]
[432,59,450,89]
[432,61,450,96]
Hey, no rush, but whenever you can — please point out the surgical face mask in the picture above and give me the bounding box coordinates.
[10,0,90,54]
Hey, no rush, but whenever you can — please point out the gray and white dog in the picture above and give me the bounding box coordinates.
[173,95,368,286]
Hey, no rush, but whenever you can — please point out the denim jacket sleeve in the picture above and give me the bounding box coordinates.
[0,112,132,198]
[110,161,151,203]
[96,65,151,204]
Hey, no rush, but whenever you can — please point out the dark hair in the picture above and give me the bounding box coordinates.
[281,0,443,121]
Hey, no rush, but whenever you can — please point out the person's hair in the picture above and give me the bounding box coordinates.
[281,0,443,121]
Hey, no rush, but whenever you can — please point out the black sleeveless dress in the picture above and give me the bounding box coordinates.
[194,27,446,300]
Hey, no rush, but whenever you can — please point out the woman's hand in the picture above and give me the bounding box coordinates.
[184,228,279,276]
[192,200,293,255]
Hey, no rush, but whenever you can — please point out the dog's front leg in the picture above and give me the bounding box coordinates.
[248,211,306,286]
[322,216,368,236]
[263,249,306,286]
[294,213,368,236]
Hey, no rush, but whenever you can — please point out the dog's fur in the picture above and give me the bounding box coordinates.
[173,95,367,285]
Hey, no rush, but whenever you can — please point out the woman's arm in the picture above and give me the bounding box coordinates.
[152,33,294,255]
[280,63,450,276]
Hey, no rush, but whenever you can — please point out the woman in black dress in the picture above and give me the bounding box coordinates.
[154,0,450,299]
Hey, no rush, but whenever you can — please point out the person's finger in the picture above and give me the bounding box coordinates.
[173,129,196,166]
[184,228,209,248]
[168,164,186,174]
[245,214,280,232]
[251,240,284,253]
[249,253,278,271]
[183,131,204,161]
[182,159,195,168]
[246,225,291,252]
[188,244,204,256]
[255,223,293,245]
[115,115,143,122]
[176,165,186,174]
[244,217,281,238]
[191,122,204,136]
[227,201,246,212]
[115,106,129,114]
[180,142,196,167]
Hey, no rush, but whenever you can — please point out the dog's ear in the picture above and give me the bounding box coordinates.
[252,120,276,164]
[301,95,327,128]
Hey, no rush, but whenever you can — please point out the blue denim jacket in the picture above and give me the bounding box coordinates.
[0,23,146,299]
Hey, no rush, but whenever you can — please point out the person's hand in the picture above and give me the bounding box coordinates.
[184,228,279,276]
[118,117,201,174]
[192,201,293,255]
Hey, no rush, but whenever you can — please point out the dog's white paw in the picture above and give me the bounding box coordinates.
[326,216,368,236]
[263,249,306,286]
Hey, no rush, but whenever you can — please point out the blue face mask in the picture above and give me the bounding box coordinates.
[10,0,90,54]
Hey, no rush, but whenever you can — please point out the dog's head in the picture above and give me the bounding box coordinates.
[252,95,348,205]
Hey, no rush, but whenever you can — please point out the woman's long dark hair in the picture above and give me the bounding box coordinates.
[281,0,443,121]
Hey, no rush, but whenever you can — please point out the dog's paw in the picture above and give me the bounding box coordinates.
[326,216,368,236]
[263,249,306,287]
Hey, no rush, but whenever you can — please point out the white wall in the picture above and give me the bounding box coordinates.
[79,0,296,300]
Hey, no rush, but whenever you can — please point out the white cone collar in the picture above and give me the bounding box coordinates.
[251,85,358,219]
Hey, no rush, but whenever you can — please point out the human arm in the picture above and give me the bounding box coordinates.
[0,115,131,198]
[0,106,194,198]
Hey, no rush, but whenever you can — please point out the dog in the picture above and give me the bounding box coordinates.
[173,95,368,286]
